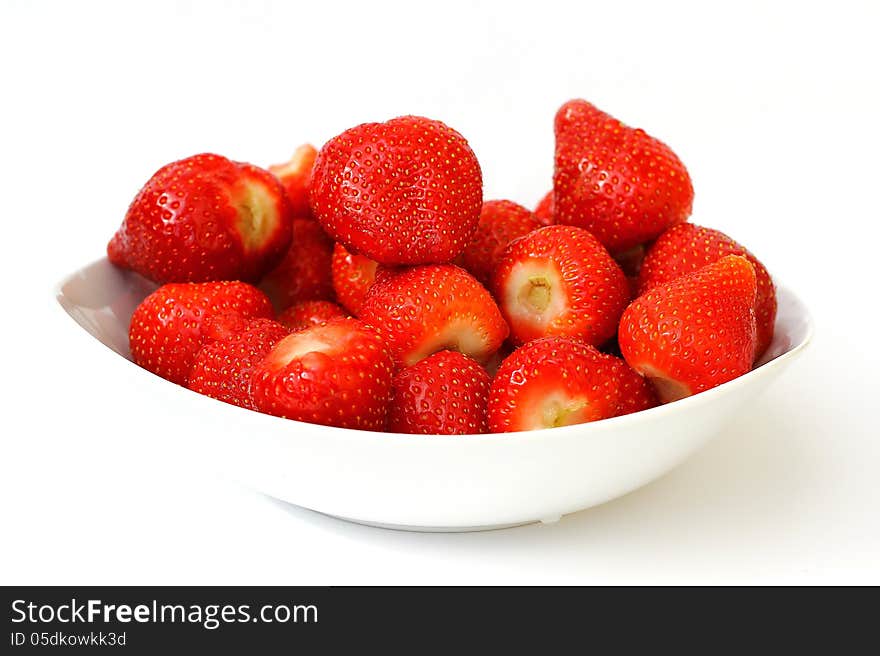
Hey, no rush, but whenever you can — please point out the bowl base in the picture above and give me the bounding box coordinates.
[322,512,564,533]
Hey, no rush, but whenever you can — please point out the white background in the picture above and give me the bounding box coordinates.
[1,0,878,584]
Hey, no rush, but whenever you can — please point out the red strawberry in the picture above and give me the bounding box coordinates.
[129,281,274,385]
[278,300,347,332]
[309,115,483,266]
[187,318,289,410]
[259,218,335,311]
[613,244,646,278]
[553,100,694,254]
[359,264,508,368]
[458,200,542,286]
[269,144,318,218]
[534,191,555,226]
[637,223,776,359]
[252,318,394,430]
[492,225,629,347]
[200,312,251,343]
[331,243,378,315]
[371,264,403,287]
[481,342,513,379]
[619,255,758,402]
[615,356,660,416]
[109,153,293,284]
[388,351,491,435]
[611,244,647,299]
[488,337,656,432]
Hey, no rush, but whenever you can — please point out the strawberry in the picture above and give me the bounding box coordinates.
[278,300,347,332]
[611,244,647,299]
[637,223,776,358]
[492,225,629,347]
[200,311,251,343]
[259,218,335,311]
[269,144,318,218]
[187,318,289,410]
[614,356,660,416]
[458,200,542,286]
[613,244,646,278]
[359,264,508,368]
[487,337,656,432]
[331,243,378,315]
[534,191,555,226]
[481,342,513,379]
[108,153,293,284]
[309,115,483,266]
[252,318,394,430]
[129,281,274,385]
[371,264,403,287]
[553,99,694,254]
[619,255,758,402]
[388,351,491,435]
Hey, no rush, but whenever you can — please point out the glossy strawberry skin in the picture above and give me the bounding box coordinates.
[259,218,335,311]
[534,191,555,226]
[331,243,378,316]
[488,337,656,433]
[388,351,491,435]
[278,300,347,332]
[492,225,629,347]
[187,318,289,410]
[553,100,694,254]
[619,255,758,402]
[109,153,294,284]
[309,116,483,266]
[359,264,509,369]
[638,223,776,359]
[252,318,394,430]
[129,281,274,386]
[200,312,251,343]
[269,144,318,218]
[459,200,542,286]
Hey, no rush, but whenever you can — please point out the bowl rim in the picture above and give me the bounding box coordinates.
[55,256,815,446]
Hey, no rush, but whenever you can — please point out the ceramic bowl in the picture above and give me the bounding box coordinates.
[57,257,813,531]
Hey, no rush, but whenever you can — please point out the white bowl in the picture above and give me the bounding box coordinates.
[57,257,814,532]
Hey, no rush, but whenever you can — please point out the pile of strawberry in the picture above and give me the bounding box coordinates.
[109,100,775,434]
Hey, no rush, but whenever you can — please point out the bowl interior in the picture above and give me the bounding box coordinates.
[57,258,158,359]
